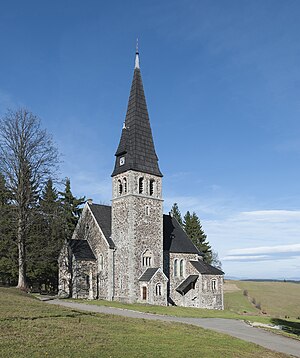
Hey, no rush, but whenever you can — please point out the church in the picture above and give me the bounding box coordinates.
[58,49,224,309]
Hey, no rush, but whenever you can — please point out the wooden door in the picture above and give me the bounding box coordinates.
[142,286,147,300]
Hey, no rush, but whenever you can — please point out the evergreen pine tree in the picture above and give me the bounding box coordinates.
[170,203,183,226]
[59,178,85,240]
[0,173,18,284]
[183,211,212,264]
[27,179,64,290]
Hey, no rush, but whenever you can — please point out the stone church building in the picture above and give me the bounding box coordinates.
[58,50,224,309]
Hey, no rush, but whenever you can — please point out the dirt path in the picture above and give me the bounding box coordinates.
[46,299,300,357]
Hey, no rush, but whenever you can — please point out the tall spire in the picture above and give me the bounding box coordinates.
[135,38,140,69]
[112,47,162,178]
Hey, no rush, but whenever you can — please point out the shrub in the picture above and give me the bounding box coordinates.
[243,289,248,296]
[255,302,261,310]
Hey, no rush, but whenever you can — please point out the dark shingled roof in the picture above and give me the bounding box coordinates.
[176,275,199,295]
[68,239,96,261]
[87,205,200,255]
[111,65,162,178]
[163,215,201,254]
[190,260,224,275]
[139,268,159,282]
[88,203,115,248]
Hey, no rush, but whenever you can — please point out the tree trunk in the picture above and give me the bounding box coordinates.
[17,216,27,290]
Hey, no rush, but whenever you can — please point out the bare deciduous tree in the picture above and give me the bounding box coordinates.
[0,109,59,289]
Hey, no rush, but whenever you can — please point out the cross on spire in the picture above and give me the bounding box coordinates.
[135,38,140,69]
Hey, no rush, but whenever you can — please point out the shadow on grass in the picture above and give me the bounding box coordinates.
[0,310,96,322]
[270,318,300,336]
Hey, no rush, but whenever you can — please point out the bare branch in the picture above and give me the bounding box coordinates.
[0,108,60,289]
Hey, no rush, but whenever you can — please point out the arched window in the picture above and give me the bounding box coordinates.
[139,177,144,194]
[145,206,150,216]
[156,283,162,296]
[174,259,178,277]
[123,178,127,193]
[98,254,103,271]
[149,179,155,196]
[180,259,184,277]
[142,250,152,267]
[211,279,217,291]
[118,179,123,195]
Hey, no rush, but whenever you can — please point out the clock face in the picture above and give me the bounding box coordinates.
[119,157,125,166]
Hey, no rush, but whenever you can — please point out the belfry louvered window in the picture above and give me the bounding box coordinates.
[118,180,123,195]
[139,177,144,194]
[123,178,127,193]
[149,179,155,196]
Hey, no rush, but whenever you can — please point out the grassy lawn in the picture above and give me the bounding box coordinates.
[0,287,289,358]
[67,280,300,339]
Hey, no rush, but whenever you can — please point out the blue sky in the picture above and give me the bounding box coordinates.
[1,0,300,279]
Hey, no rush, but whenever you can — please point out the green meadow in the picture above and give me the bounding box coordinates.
[0,287,290,358]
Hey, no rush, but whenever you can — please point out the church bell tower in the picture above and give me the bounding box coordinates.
[111,47,164,303]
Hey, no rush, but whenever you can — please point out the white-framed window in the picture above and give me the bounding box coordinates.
[211,279,217,291]
[98,254,103,271]
[174,259,178,277]
[142,249,152,267]
[179,259,184,277]
[156,283,162,296]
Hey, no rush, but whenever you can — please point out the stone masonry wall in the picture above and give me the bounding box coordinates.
[71,257,97,299]
[71,204,113,300]
[199,274,224,310]
[58,243,71,298]
[112,170,164,303]
[168,252,199,307]
[168,251,224,309]
[138,270,167,306]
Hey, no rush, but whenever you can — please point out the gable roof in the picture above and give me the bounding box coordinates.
[68,239,96,261]
[163,215,201,254]
[112,55,162,178]
[86,204,200,255]
[88,203,115,248]
[139,268,159,282]
[190,260,224,275]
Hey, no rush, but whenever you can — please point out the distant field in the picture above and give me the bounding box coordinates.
[226,280,300,319]
[0,287,289,358]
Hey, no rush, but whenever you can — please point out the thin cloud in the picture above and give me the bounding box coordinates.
[228,243,300,255]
